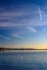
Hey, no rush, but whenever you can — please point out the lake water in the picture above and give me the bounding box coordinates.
[0,51,47,70]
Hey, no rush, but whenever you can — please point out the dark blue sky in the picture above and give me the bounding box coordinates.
[0,0,46,8]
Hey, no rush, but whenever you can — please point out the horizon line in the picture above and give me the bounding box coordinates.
[0,47,47,50]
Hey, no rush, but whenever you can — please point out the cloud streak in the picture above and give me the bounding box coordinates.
[14,35,24,39]
[0,17,47,27]
[12,34,24,39]
[3,36,10,40]
[0,4,47,28]
[0,35,10,40]
[38,6,42,20]
[27,26,37,32]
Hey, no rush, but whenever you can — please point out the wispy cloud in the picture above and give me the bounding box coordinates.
[3,36,10,40]
[0,22,24,27]
[0,4,47,28]
[0,8,32,20]
[14,35,24,39]
[0,35,10,40]
[38,6,42,20]
[27,26,37,32]
[12,33,24,39]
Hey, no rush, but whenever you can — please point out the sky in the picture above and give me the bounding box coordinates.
[0,0,47,49]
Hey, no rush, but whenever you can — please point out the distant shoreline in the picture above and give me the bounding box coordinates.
[0,48,47,51]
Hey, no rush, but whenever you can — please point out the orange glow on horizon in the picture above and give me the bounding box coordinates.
[2,44,47,49]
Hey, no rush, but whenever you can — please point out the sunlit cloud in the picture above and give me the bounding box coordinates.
[27,26,37,32]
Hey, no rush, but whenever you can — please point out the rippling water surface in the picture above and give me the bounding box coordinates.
[0,51,47,70]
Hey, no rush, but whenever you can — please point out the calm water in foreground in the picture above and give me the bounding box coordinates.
[0,50,47,70]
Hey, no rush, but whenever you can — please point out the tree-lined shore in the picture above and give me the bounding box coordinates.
[0,47,47,51]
